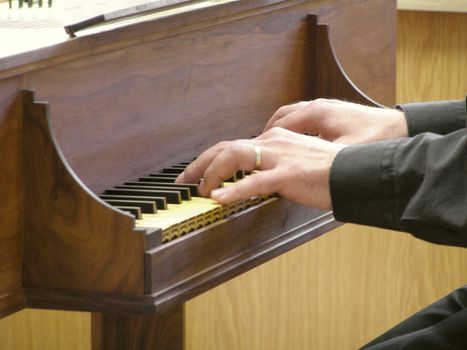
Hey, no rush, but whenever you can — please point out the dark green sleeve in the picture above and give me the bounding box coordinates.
[397,97,466,136]
[330,128,467,247]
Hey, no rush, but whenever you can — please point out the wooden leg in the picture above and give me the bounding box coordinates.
[91,305,184,350]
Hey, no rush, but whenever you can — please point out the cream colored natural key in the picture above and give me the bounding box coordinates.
[135,178,270,242]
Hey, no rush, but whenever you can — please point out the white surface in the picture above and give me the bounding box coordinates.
[398,0,467,13]
[0,0,233,59]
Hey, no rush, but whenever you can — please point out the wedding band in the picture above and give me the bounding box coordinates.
[254,145,262,170]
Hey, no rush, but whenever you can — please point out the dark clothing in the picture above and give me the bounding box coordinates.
[402,99,466,136]
[329,97,467,349]
[330,98,467,247]
[361,285,467,350]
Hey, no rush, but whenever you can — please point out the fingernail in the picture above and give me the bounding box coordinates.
[175,172,184,183]
[211,188,228,202]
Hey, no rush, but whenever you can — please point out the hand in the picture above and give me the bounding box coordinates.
[176,128,347,209]
[264,99,408,144]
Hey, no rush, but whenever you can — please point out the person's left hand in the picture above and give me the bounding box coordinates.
[176,127,346,209]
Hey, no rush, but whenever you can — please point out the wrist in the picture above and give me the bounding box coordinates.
[322,143,347,210]
[393,109,409,138]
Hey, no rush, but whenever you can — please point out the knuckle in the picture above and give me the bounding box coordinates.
[275,135,290,147]
[203,164,213,179]
[310,98,329,111]
[271,118,285,129]
[308,99,330,118]
[204,165,220,186]
[216,140,230,150]
[224,141,240,156]
[312,98,328,105]
[184,162,197,176]
[268,126,284,136]
[297,101,311,108]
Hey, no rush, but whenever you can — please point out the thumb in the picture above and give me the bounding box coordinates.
[210,171,280,204]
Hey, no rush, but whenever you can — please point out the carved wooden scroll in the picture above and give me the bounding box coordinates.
[21,90,157,296]
[309,14,383,107]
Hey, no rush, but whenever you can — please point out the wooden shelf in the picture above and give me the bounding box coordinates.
[398,0,467,13]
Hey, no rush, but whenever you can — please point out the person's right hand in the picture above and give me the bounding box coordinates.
[264,99,408,145]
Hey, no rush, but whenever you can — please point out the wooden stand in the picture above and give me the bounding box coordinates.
[92,307,184,350]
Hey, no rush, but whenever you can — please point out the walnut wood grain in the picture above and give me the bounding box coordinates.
[316,0,396,105]
[0,0,396,319]
[309,15,382,107]
[21,5,384,313]
[0,6,397,350]
[25,202,337,314]
[14,0,393,198]
[147,200,337,310]
[21,90,147,295]
[0,78,25,318]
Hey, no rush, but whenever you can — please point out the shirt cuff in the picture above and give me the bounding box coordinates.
[396,98,466,136]
[329,138,406,230]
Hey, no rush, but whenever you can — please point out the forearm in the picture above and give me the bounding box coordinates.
[330,129,467,247]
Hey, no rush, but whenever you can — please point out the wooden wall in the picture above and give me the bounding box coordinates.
[397,10,467,102]
[0,310,90,350]
[0,9,466,350]
[186,225,467,349]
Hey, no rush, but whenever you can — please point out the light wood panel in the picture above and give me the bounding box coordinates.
[185,224,467,350]
[0,309,90,350]
[397,10,467,102]
[398,0,467,13]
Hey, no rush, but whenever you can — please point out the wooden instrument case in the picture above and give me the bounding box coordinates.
[0,0,396,348]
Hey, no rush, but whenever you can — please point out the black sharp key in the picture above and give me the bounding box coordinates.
[116,206,142,219]
[99,195,167,210]
[236,170,245,180]
[116,185,191,201]
[179,162,192,166]
[103,199,156,214]
[140,176,178,183]
[105,188,181,204]
[126,181,199,197]
[162,167,185,174]
[225,172,237,183]
[148,173,178,179]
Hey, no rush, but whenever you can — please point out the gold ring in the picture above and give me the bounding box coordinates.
[254,145,262,170]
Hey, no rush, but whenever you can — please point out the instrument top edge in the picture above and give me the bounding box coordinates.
[0,0,303,80]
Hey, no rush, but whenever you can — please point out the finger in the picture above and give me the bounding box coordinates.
[272,104,325,136]
[263,101,309,132]
[210,170,281,204]
[199,142,261,196]
[272,108,311,134]
[175,141,237,184]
